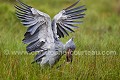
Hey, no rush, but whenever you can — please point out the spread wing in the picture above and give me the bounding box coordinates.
[53,0,86,38]
[15,0,54,53]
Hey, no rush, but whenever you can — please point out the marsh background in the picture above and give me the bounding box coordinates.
[0,0,120,80]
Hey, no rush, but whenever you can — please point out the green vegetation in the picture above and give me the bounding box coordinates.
[0,0,120,80]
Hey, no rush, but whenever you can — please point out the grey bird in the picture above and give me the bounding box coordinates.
[15,0,86,67]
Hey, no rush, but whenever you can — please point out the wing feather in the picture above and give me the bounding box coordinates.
[15,0,54,53]
[52,0,86,38]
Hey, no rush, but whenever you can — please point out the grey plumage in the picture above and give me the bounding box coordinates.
[15,0,86,67]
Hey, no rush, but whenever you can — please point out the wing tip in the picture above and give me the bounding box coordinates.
[65,0,80,10]
[15,0,32,9]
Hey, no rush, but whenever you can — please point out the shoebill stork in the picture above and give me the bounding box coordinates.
[15,0,86,67]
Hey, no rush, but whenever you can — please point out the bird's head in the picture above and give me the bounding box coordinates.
[65,38,76,63]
